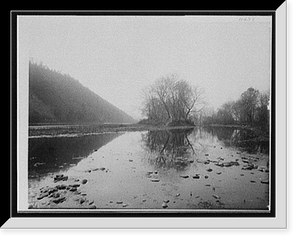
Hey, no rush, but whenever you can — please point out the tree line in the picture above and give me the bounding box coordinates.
[200,87,270,131]
[140,75,270,131]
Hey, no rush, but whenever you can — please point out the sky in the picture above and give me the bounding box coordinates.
[25,15,271,120]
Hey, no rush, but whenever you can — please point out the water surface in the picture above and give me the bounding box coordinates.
[28,127,270,210]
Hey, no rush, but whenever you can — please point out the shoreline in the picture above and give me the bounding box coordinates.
[29,123,269,141]
[29,123,196,138]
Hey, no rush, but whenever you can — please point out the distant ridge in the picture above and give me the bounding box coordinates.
[29,62,136,124]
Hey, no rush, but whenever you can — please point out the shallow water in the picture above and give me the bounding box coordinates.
[28,127,270,210]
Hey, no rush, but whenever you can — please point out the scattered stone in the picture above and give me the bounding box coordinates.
[189,160,194,163]
[79,198,85,204]
[261,180,269,184]
[250,180,256,183]
[69,184,80,188]
[163,199,170,203]
[216,172,222,175]
[54,174,68,182]
[162,202,168,208]
[212,194,220,199]
[192,174,200,179]
[204,175,209,179]
[142,199,147,202]
[242,163,258,170]
[89,205,97,209]
[99,167,106,171]
[81,179,88,184]
[116,201,123,204]
[206,168,213,172]
[150,178,160,182]
[205,154,209,156]
[175,193,180,197]
[215,163,224,167]
[240,173,244,176]
[52,196,66,204]
[205,184,211,186]
[122,203,128,207]
[37,194,48,200]
[180,175,189,178]
[129,159,133,162]
[56,184,67,190]
[69,187,77,192]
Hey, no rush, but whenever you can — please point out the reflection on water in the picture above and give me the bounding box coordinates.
[28,126,270,210]
[29,127,269,177]
[141,128,195,171]
[29,133,122,177]
[140,126,269,171]
[203,126,269,154]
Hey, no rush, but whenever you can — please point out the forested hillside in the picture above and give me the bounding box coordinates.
[29,62,136,124]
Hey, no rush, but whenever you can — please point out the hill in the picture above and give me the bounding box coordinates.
[29,62,136,124]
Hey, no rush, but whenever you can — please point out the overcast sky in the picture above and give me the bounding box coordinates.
[26,15,271,119]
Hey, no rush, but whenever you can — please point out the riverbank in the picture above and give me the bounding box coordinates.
[29,123,196,138]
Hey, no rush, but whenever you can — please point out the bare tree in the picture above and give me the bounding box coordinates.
[142,74,205,125]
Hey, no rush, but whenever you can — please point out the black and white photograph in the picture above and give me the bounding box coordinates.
[6,6,288,229]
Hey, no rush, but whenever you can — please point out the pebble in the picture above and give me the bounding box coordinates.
[52,197,66,204]
[180,175,189,178]
[54,175,68,182]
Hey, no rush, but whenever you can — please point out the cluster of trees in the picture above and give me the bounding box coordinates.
[141,74,204,125]
[201,87,270,130]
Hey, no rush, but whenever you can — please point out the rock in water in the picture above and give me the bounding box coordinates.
[180,175,189,178]
[54,174,68,182]
[52,197,66,204]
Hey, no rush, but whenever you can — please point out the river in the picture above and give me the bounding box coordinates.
[28,126,270,210]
